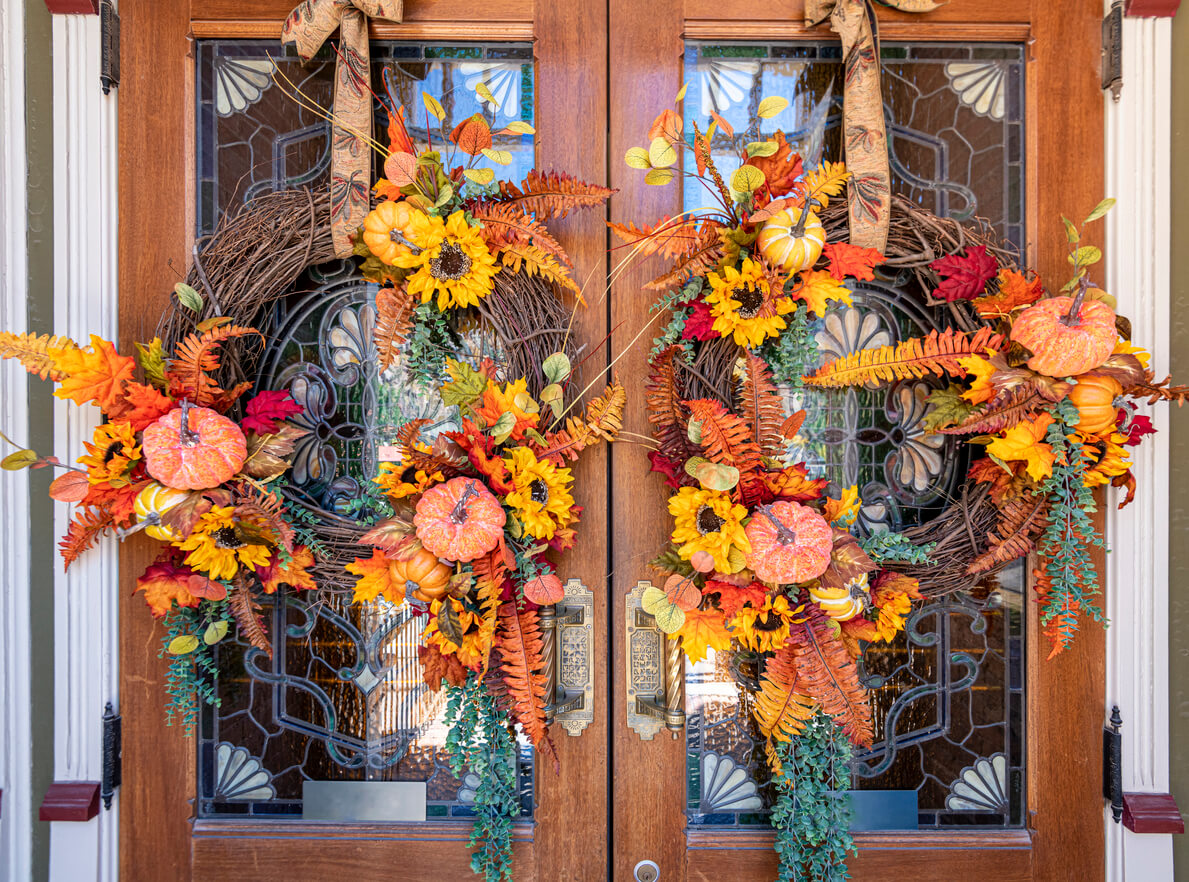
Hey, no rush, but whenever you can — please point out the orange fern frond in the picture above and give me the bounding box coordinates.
[0,331,77,381]
[233,486,296,554]
[752,645,815,743]
[59,506,114,570]
[805,326,1003,389]
[531,381,625,465]
[375,284,415,372]
[166,324,260,406]
[684,398,764,476]
[494,602,558,772]
[786,608,874,747]
[1126,368,1189,406]
[1034,565,1080,660]
[644,239,725,291]
[737,353,786,456]
[646,347,695,459]
[471,546,509,600]
[229,575,272,659]
[470,203,570,263]
[967,491,1049,574]
[497,242,580,296]
[495,169,614,219]
[607,217,715,261]
[941,385,1053,436]
[397,419,468,478]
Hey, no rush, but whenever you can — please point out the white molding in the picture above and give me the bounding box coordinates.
[48,13,119,882]
[1103,13,1174,881]
[0,0,33,879]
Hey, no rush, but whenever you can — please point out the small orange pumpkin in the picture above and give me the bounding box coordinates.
[1010,290,1117,377]
[744,501,833,585]
[393,548,454,603]
[1070,374,1123,434]
[413,476,506,562]
[142,402,247,490]
[362,200,420,265]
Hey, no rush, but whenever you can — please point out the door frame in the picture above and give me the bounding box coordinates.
[607,2,1108,880]
[117,1,609,879]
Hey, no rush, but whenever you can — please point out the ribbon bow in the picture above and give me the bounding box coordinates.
[803,0,939,251]
[283,0,404,257]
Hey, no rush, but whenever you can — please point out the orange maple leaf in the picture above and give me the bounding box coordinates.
[346,549,400,604]
[119,381,176,430]
[674,606,732,663]
[821,242,884,282]
[136,550,227,617]
[255,545,317,594]
[705,579,768,618]
[973,268,1045,318]
[53,335,136,413]
[744,131,803,200]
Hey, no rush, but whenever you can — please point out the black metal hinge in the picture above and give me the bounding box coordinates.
[101,702,121,810]
[99,0,120,94]
[1104,705,1123,823]
[1103,0,1123,101]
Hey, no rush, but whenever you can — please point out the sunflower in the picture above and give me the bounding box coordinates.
[394,210,500,310]
[731,594,807,652]
[177,505,272,582]
[668,486,751,573]
[704,258,794,348]
[1078,430,1131,487]
[78,420,140,486]
[374,462,444,500]
[504,447,576,540]
[423,596,496,669]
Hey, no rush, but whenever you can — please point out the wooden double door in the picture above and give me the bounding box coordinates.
[119,1,1106,879]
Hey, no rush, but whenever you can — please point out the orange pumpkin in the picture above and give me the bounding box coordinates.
[744,501,833,585]
[142,402,247,490]
[362,200,420,265]
[413,477,506,562]
[1070,374,1123,434]
[393,548,454,603]
[1010,290,1117,377]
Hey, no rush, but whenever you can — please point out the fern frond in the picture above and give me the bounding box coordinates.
[737,353,786,456]
[786,608,874,747]
[532,381,626,465]
[494,602,558,772]
[398,419,468,478]
[1126,368,1189,406]
[167,325,260,406]
[471,203,570,263]
[497,242,580,296]
[471,546,508,600]
[644,240,726,291]
[374,284,415,372]
[967,491,1049,574]
[803,160,850,210]
[229,575,272,659]
[0,331,77,381]
[684,398,764,475]
[941,385,1051,435]
[646,347,695,459]
[233,486,296,554]
[607,217,714,261]
[753,646,815,743]
[59,506,114,570]
[495,169,613,219]
[805,326,1003,389]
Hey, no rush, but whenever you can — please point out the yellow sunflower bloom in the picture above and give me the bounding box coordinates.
[732,595,807,652]
[504,447,576,540]
[423,596,496,669]
[705,258,794,349]
[177,505,272,582]
[1078,430,1131,487]
[78,421,140,486]
[394,210,500,311]
[668,486,751,573]
[374,463,444,500]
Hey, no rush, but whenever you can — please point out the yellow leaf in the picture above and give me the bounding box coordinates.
[985,414,1056,482]
[624,146,652,170]
[475,81,500,108]
[481,148,513,166]
[675,82,688,103]
[731,164,766,193]
[644,168,675,186]
[501,120,535,135]
[642,585,686,633]
[795,270,853,317]
[803,160,851,209]
[422,91,445,121]
[675,607,732,663]
[823,485,861,526]
[347,549,401,604]
[648,136,678,169]
[464,167,496,185]
[168,635,199,655]
[757,96,790,119]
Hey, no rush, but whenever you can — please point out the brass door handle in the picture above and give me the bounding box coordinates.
[625,581,685,740]
[539,578,594,736]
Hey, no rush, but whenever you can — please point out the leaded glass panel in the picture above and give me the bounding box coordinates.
[682,41,1027,831]
[194,40,535,820]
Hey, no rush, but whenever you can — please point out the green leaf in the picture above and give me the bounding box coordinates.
[203,620,229,645]
[168,635,199,655]
[641,586,685,633]
[687,419,703,444]
[648,136,678,169]
[1062,216,1080,245]
[422,91,446,121]
[921,384,975,433]
[1071,245,1102,267]
[174,282,203,312]
[542,351,571,384]
[489,411,516,444]
[134,337,168,389]
[745,140,779,158]
[730,164,766,193]
[1084,197,1116,223]
[441,359,489,408]
[624,146,652,170]
[694,461,740,492]
[757,96,790,119]
[433,183,455,207]
[1,449,38,471]
[437,601,464,645]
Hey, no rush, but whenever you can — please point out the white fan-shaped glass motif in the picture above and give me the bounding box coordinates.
[214,743,276,801]
[945,753,1008,812]
[700,59,761,114]
[700,752,763,811]
[945,62,1007,121]
[329,303,376,368]
[459,62,523,121]
[891,383,946,493]
[214,58,273,118]
[815,306,892,367]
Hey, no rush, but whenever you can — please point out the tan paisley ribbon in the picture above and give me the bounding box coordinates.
[282,0,404,257]
[804,0,939,251]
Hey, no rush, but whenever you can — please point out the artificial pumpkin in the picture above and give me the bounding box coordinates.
[133,481,191,541]
[757,207,826,272]
[414,476,506,562]
[1010,290,1117,377]
[362,200,420,266]
[809,574,870,622]
[1070,374,1123,434]
[392,548,454,603]
[744,501,833,585]
[142,403,247,490]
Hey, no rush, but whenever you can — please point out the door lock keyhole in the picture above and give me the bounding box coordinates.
[634,859,660,882]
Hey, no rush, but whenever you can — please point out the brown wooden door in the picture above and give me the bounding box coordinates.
[608,2,1107,881]
[118,2,608,879]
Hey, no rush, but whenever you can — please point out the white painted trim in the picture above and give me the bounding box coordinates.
[1103,13,1174,881]
[47,12,119,882]
[0,0,34,879]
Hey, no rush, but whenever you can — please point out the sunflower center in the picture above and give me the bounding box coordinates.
[529,478,550,506]
[733,285,764,319]
[755,611,784,632]
[212,526,243,549]
[695,504,725,535]
[102,440,124,464]
[430,241,473,281]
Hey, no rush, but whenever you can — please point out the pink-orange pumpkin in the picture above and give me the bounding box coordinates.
[414,477,506,562]
[142,403,247,490]
[744,501,833,585]
[1010,291,1117,377]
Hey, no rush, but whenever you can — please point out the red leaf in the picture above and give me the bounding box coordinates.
[822,242,884,281]
[647,450,687,489]
[929,245,999,302]
[681,300,719,341]
[1120,412,1155,446]
[705,579,767,618]
[241,390,304,435]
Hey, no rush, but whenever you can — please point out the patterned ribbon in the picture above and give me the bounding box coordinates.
[805,0,938,251]
[283,0,404,257]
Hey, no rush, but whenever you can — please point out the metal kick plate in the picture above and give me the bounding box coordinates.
[626,581,666,740]
[555,578,594,737]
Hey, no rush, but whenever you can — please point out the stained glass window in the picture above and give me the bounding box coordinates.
[682,41,1027,831]
[194,40,536,820]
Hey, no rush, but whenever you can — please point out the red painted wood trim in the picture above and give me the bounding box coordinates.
[1122,793,1185,834]
[43,0,99,13]
[1125,0,1181,16]
[39,781,100,822]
